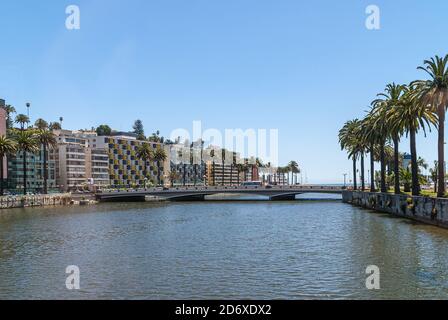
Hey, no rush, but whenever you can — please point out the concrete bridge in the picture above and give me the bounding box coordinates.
[95,185,344,202]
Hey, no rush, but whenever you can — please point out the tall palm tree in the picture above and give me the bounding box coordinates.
[373,83,406,194]
[210,149,216,186]
[369,97,393,193]
[12,129,39,194]
[0,135,17,195]
[136,143,154,185]
[15,114,30,130]
[414,55,448,197]
[153,146,167,186]
[221,149,226,186]
[35,129,57,194]
[288,161,300,185]
[3,105,16,129]
[388,85,437,195]
[360,114,378,192]
[339,119,361,190]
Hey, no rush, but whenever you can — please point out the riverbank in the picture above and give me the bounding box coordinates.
[0,193,74,209]
[342,191,448,228]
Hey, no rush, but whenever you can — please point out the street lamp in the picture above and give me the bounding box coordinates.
[26,102,30,127]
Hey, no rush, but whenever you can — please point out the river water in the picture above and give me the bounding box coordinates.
[1,194,448,299]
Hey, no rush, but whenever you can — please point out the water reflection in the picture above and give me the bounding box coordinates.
[1,199,448,299]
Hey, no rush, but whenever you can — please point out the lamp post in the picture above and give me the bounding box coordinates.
[26,102,30,128]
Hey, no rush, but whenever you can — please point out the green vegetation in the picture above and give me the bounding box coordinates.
[340,54,448,197]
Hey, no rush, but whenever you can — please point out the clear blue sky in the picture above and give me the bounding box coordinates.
[1,0,448,183]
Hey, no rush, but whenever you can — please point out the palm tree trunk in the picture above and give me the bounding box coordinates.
[43,144,48,194]
[359,153,364,191]
[0,154,4,196]
[393,136,400,195]
[410,127,420,196]
[157,161,161,186]
[352,157,357,190]
[438,106,446,197]
[380,142,387,193]
[370,143,375,192]
[194,164,197,186]
[23,151,27,195]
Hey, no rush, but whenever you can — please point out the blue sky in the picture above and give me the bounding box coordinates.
[1,0,448,183]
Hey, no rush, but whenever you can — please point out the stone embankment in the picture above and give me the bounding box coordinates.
[342,191,448,228]
[0,193,73,209]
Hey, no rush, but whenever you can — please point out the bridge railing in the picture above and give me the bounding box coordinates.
[97,185,343,194]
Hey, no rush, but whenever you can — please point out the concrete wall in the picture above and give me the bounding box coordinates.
[342,191,448,228]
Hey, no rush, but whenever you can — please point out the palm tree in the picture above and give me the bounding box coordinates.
[3,105,16,129]
[414,55,448,197]
[0,135,17,195]
[49,122,62,131]
[12,129,39,194]
[288,161,300,185]
[15,114,30,130]
[372,83,406,194]
[153,146,167,186]
[388,85,437,195]
[35,129,57,194]
[210,149,216,186]
[429,161,438,193]
[34,119,49,130]
[339,119,362,190]
[221,149,226,186]
[136,143,154,184]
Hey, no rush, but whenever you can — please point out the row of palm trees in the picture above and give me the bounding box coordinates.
[0,116,57,195]
[339,55,448,197]
[135,143,168,186]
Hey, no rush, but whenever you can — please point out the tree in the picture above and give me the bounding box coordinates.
[429,161,438,193]
[388,85,437,195]
[136,143,154,183]
[3,105,16,129]
[49,122,62,131]
[35,129,57,194]
[133,120,145,140]
[210,149,216,186]
[414,55,448,197]
[0,135,17,195]
[288,161,300,185]
[374,83,406,194]
[12,129,39,194]
[339,119,362,190]
[169,171,180,187]
[153,146,167,186]
[15,114,30,130]
[34,119,48,130]
[96,124,112,136]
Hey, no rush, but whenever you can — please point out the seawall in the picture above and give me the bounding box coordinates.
[0,193,72,209]
[342,191,448,228]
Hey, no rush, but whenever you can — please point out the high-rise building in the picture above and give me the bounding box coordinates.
[7,148,57,193]
[93,135,169,187]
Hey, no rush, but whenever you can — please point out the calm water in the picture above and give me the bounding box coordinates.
[1,194,448,299]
